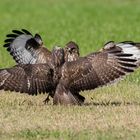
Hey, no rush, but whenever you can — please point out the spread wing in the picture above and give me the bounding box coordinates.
[0,64,54,95]
[4,29,51,64]
[61,44,138,92]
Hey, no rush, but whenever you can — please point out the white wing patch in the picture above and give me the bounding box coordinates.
[117,43,140,60]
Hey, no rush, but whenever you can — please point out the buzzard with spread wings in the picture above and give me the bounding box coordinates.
[1,40,140,105]
[53,41,140,105]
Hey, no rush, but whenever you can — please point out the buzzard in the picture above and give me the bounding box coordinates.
[1,41,140,105]
[53,41,140,105]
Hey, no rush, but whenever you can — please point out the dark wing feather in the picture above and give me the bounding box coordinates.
[3,29,51,64]
[0,64,54,95]
[21,29,32,35]
[61,50,137,92]
[12,30,24,35]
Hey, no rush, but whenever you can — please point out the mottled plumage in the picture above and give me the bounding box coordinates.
[0,47,64,96]
[64,41,80,62]
[0,64,54,95]
[53,41,140,105]
[3,30,80,103]
[2,30,140,105]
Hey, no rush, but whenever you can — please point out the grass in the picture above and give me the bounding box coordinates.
[0,0,140,139]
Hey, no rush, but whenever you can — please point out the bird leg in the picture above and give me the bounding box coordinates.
[43,91,55,104]
[43,94,51,104]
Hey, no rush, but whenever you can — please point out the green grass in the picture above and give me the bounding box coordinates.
[0,0,140,139]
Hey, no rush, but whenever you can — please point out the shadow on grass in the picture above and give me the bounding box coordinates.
[85,100,140,106]
[5,98,140,107]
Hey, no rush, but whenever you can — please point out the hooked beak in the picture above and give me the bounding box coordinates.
[68,47,74,54]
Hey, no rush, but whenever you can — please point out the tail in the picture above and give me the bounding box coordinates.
[53,82,85,105]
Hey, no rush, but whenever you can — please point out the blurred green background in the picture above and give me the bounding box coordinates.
[0,0,140,67]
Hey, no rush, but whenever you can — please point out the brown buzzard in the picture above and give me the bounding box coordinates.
[1,41,140,105]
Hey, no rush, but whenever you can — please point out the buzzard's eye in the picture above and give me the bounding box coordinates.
[68,47,75,52]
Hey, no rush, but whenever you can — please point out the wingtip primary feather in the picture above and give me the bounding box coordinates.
[22,29,32,35]
[12,30,24,35]
[3,43,10,48]
[6,34,18,38]
[4,39,14,43]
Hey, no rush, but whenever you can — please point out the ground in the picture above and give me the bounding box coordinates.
[0,0,140,139]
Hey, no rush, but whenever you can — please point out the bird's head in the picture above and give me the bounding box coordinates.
[52,46,65,67]
[64,41,80,62]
